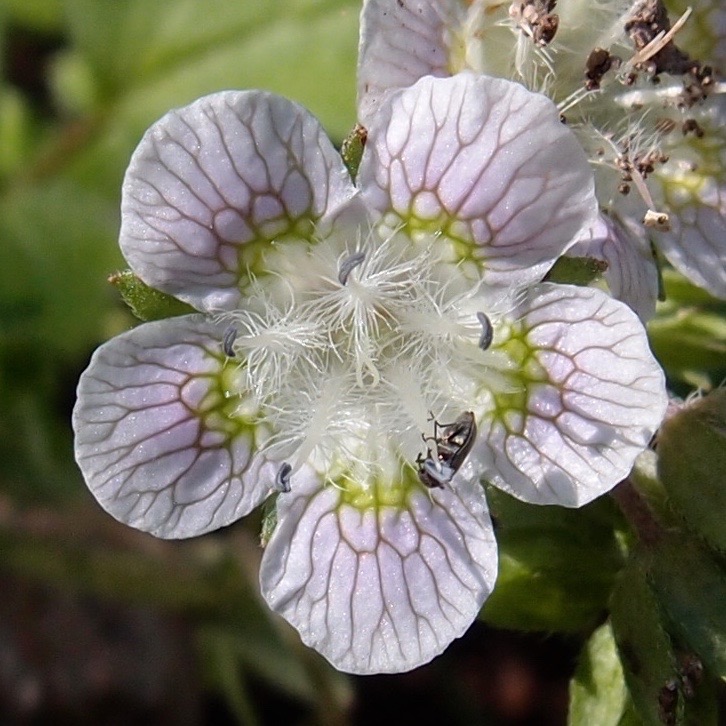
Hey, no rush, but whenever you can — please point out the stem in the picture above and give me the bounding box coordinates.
[610,478,664,547]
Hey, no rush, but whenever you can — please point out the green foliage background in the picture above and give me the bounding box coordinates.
[0,1,724,723]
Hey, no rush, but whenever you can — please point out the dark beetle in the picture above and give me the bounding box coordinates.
[416,411,477,489]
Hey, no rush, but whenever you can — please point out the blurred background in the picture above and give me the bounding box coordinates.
[1,1,724,724]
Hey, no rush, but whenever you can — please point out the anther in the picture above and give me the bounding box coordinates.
[222,325,237,357]
[476,312,493,351]
[337,251,366,286]
[275,462,292,493]
[643,209,671,231]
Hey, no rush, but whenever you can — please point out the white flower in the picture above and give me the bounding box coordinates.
[73,73,667,674]
[358,0,726,318]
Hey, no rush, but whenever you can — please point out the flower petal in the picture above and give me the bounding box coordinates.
[473,284,667,506]
[73,315,279,538]
[659,202,726,299]
[120,90,357,312]
[358,73,598,287]
[570,213,659,322]
[357,0,464,125]
[260,470,497,674]
[655,96,726,300]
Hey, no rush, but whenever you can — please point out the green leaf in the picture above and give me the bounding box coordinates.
[569,622,628,726]
[0,383,80,502]
[0,179,121,352]
[610,557,681,726]
[200,613,353,714]
[650,271,726,389]
[481,488,624,632]
[648,309,726,386]
[64,0,359,141]
[200,630,261,726]
[109,270,196,322]
[646,534,726,680]
[660,268,726,311]
[657,389,726,552]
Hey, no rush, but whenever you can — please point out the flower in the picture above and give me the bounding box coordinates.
[73,72,667,674]
[358,0,726,319]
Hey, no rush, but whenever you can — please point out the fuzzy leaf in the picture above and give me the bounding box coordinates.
[109,270,195,321]
[658,390,726,552]
[610,557,681,726]
[647,535,726,680]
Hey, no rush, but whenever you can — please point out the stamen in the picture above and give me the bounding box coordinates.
[337,251,366,286]
[557,85,597,116]
[629,7,692,68]
[643,208,671,231]
[628,165,669,227]
[223,325,237,357]
[275,462,292,493]
[477,312,494,351]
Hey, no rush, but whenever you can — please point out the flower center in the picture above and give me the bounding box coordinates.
[225,226,515,491]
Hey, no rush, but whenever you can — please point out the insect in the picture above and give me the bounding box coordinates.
[417,455,457,489]
[416,411,477,489]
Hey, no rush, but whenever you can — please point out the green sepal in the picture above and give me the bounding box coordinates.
[610,556,682,726]
[340,123,367,181]
[109,269,196,321]
[646,534,726,680]
[657,390,726,552]
[259,495,278,548]
[480,487,624,632]
[543,255,608,286]
[569,622,628,726]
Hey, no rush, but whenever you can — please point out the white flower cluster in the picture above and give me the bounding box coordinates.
[359,0,726,320]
